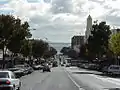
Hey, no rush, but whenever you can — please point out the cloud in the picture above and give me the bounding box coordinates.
[50,0,73,14]
[0,0,120,42]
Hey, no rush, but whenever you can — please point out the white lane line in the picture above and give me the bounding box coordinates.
[64,68,85,90]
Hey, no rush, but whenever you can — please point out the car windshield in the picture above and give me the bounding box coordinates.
[0,72,9,78]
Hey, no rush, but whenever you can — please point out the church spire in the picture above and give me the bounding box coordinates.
[87,15,92,20]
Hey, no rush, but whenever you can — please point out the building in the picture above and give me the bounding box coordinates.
[84,15,92,43]
[111,29,120,35]
[71,35,84,52]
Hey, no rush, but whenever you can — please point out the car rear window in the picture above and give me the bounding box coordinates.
[0,72,9,78]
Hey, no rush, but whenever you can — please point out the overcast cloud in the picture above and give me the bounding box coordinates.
[0,0,120,43]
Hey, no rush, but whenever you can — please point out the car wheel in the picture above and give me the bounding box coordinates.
[17,87,20,90]
[17,81,21,90]
[12,85,15,90]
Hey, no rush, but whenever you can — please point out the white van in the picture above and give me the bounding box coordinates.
[103,65,120,75]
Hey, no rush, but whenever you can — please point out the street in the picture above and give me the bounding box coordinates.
[20,67,120,90]
[66,67,120,90]
[20,67,78,90]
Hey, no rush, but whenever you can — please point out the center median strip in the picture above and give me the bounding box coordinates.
[64,68,85,90]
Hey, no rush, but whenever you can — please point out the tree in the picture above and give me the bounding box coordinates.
[109,32,120,56]
[7,21,31,54]
[32,39,48,59]
[79,44,87,58]
[0,14,31,68]
[67,49,78,59]
[87,21,111,58]
[43,47,57,59]
[20,39,31,57]
[60,47,71,55]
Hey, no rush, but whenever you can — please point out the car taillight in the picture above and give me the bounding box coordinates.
[6,80,11,84]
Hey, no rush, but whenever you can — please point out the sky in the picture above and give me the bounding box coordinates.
[0,0,120,43]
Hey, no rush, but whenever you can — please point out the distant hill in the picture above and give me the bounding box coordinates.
[49,43,70,54]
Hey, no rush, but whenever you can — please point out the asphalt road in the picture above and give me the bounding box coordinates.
[66,67,120,90]
[20,67,78,90]
[20,66,120,90]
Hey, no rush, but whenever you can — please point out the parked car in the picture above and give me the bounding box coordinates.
[8,67,24,78]
[24,64,34,74]
[66,64,70,67]
[88,63,97,70]
[15,65,28,75]
[0,70,21,90]
[43,64,51,72]
[61,64,64,66]
[14,69,26,77]
[102,65,120,75]
[32,65,43,70]
[8,68,19,72]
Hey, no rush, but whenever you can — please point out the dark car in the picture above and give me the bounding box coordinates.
[66,64,70,67]
[43,65,51,72]
[52,61,58,67]
[61,64,64,66]
[24,64,34,74]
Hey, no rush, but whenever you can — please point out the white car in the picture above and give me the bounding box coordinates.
[0,70,21,90]
[103,65,120,75]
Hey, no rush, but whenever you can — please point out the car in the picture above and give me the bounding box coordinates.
[14,69,26,77]
[0,70,21,90]
[32,65,43,70]
[61,64,64,66]
[52,61,58,67]
[15,64,34,75]
[15,65,28,75]
[102,65,120,75]
[24,64,34,74]
[43,64,51,72]
[8,68,24,78]
[66,64,70,67]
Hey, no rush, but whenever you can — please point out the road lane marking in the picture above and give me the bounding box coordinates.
[64,68,85,90]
